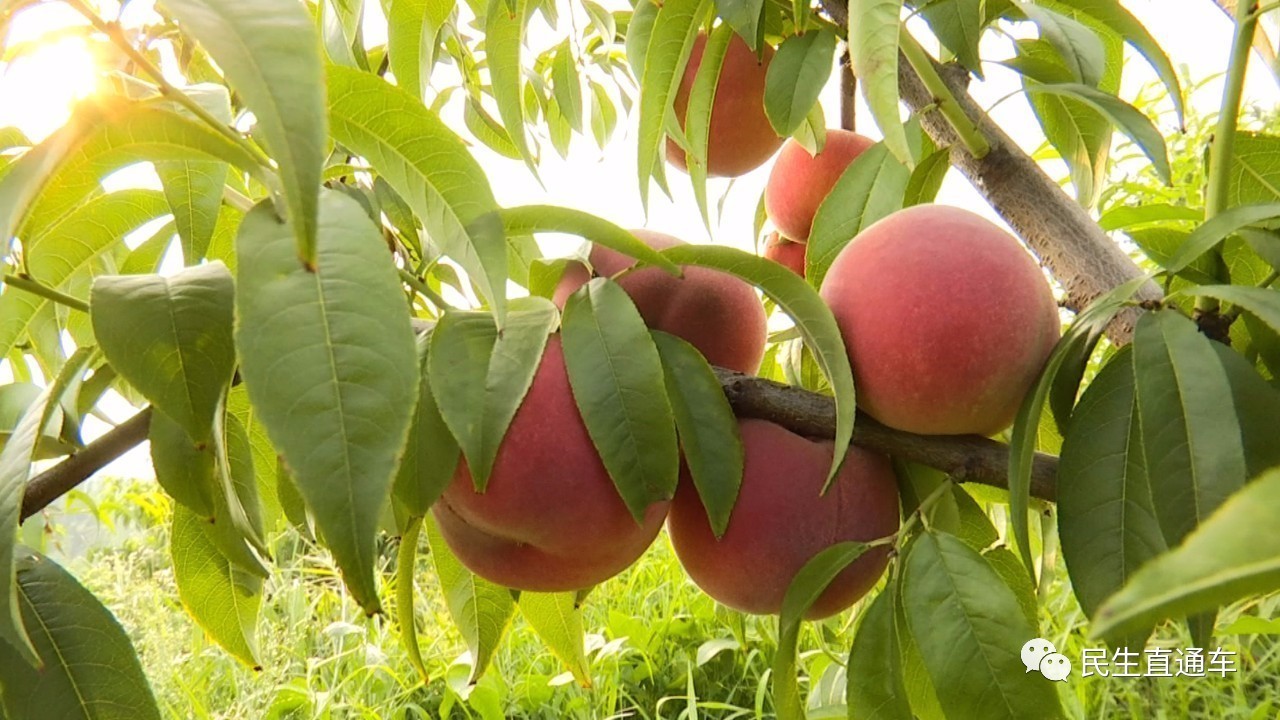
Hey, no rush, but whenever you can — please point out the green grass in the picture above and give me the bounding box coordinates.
[37,477,1280,719]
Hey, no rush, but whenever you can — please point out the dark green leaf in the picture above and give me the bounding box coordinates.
[429,298,557,490]
[902,148,950,207]
[562,278,678,520]
[1024,81,1170,184]
[155,84,232,265]
[902,531,1062,720]
[90,262,236,443]
[1019,2,1105,86]
[396,516,430,683]
[394,336,459,520]
[235,191,418,614]
[1211,343,1280,477]
[660,244,856,488]
[716,0,764,50]
[652,331,742,539]
[847,586,912,720]
[1163,204,1280,274]
[0,548,161,720]
[1093,468,1280,642]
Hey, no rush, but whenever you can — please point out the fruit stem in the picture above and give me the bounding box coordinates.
[898,31,991,160]
[1200,1,1260,313]
[398,269,450,313]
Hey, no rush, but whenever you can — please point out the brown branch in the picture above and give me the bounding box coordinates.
[840,50,857,132]
[713,369,1056,502]
[20,407,152,522]
[820,0,1162,344]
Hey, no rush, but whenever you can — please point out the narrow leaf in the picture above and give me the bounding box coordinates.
[498,205,680,275]
[685,22,733,227]
[562,278,678,520]
[849,0,911,164]
[652,331,742,539]
[764,29,837,137]
[485,0,537,173]
[1019,2,1106,86]
[160,0,325,260]
[519,592,591,686]
[552,40,584,133]
[847,585,912,720]
[393,336,460,520]
[156,84,232,265]
[659,244,856,488]
[396,516,430,683]
[1025,81,1170,184]
[171,505,262,667]
[806,142,910,286]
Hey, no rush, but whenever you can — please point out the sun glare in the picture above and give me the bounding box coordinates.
[0,27,101,142]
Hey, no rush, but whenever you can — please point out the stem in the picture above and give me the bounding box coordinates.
[65,0,274,170]
[840,50,857,132]
[1201,2,1260,312]
[222,186,256,213]
[398,269,450,312]
[2,274,90,313]
[899,30,991,159]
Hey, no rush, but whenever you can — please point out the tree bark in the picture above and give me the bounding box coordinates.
[820,0,1163,344]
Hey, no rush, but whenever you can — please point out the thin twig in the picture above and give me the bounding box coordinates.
[2,274,90,313]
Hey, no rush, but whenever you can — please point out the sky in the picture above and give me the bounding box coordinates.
[0,0,1275,481]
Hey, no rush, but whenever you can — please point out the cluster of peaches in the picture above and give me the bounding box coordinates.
[431,35,1061,618]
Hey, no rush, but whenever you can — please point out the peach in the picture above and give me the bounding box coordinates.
[763,231,806,276]
[557,229,768,374]
[666,35,783,178]
[432,337,669,591]
[765,130,877,241]
[819,205,1060,436]
[667,419,900,618]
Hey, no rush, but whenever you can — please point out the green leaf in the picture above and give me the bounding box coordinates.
[1057,348,1167,619]
[0,348,92,667]
[327,65,508,324]
[625,0,660,79]
[463,98,521,160]
[805,142,909,287]
[383,0,434,97]
[920,0,986,75]
[659,244,856,488]
[764,29,837,137]
[424,515,514,683]
[396,516,430,684]
[1211,344,1280,478]
[552,40,584,133]
[1133,310,1247,545]
[771,541,869,720]
[903,148,950,207]
[1018,2,1105,86]
[156,84,232,265]
[1229,133,1280,206]
[1163,204,1280,274]
[160,0,325,261]
[983,546,1039,629]
[1097,203,1201,232]
[848,0,910,165]
[225,385,283,533]
[1093,468,1280,642]
[685,22,733,228]
[902,531,1062,720]
[429,299,557,490]
[149,408,218,518]
[1185,285,1280,336]
[393,336,460,520]
[0,548,161,720]
[1024,81,1170,184]
[484,0,536,173]
[0,106,98,247]
[1049,0,1184,124]
[171,505,262,667]
[235,191,418,614]
[1007,276,1146,581]
[518,592,590,686]
[562,278,678,520]
[635,0,710,206]
[90,262,236,443]
[0,190,169,362]
[846,586,912,720]
[715,0,764,50]
[589,81,618,149]
[497,205,680,275]
[652,331,742,539]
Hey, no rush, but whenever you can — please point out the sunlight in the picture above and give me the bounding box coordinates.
[0,22,101,142]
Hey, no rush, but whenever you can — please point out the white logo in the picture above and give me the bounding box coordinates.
[1022,638,1072,681]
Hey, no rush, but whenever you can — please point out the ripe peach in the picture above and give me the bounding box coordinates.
[667,419,900,618]
[765,130,877,241]
[432,337,669,591]
[819,205,1060,436]
[763,231,806,276]
[556,229,768,374]
[666,35,783,178]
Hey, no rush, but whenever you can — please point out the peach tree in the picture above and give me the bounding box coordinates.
[0,0,1277,717]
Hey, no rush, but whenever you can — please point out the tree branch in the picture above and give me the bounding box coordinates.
[821,0,1162,344]
[20,407,152,522]
[713,369,1056,501]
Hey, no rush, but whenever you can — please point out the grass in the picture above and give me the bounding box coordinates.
[36,477,1280,719]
